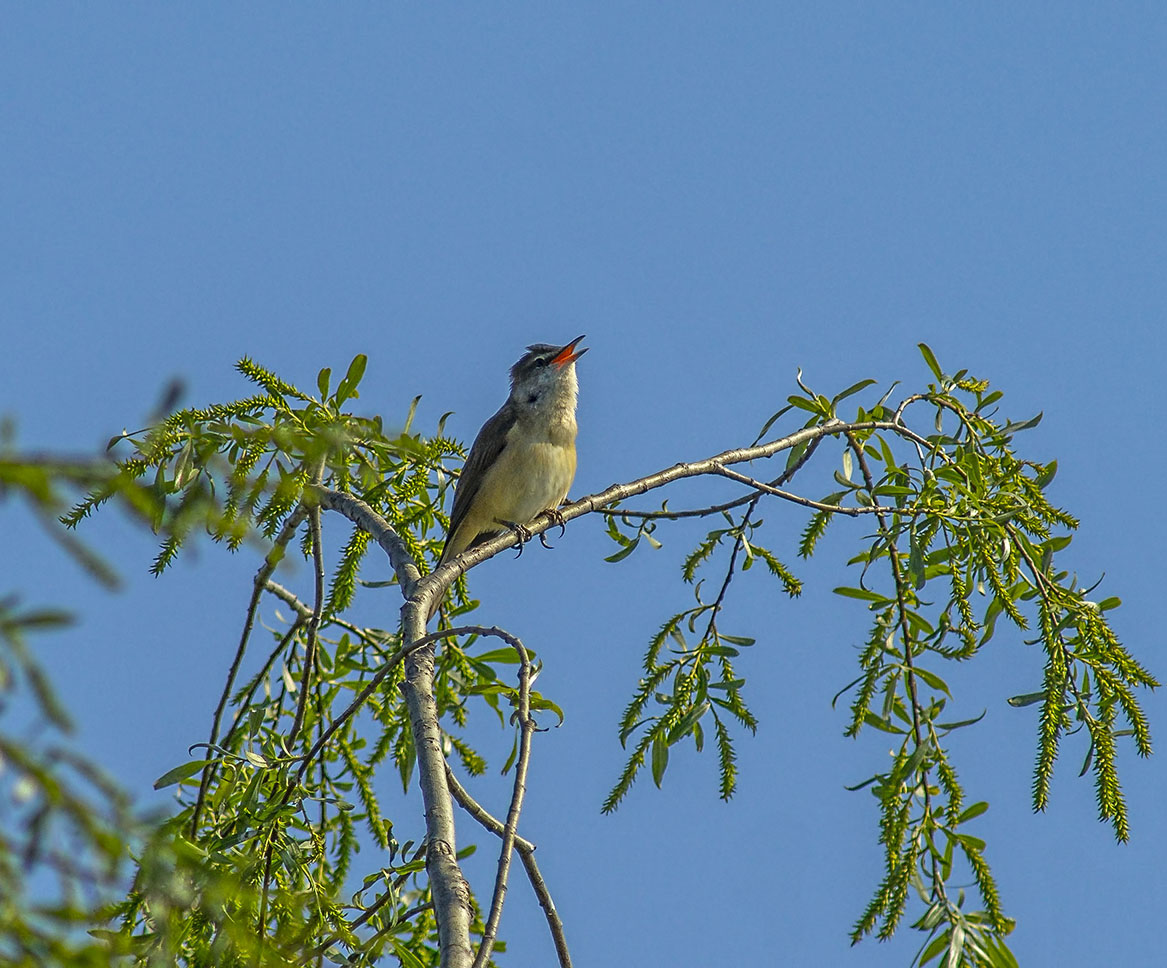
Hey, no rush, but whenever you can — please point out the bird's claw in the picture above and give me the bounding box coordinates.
[504,510,567,556]
[504,521,533,557]
[537,507,568,549]
[547,507,568,539]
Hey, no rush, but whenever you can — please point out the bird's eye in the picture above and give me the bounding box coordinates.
[527,393,539,404]
[533,357,548,368]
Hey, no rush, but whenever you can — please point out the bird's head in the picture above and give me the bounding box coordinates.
[509,335,588,410]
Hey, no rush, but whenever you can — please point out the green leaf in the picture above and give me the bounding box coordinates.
[918,932,950,966]
[912,666,952,698]
[390,939,431,968]
[500,734,518,775]
[605,538,640,562]
[316,366,331,399]
[862,711,906,735]
[832,378,877,406]
[172,439,196,488]
[472,648,525,664]
[334,353,368,406]
[958,801,990,823]
[834,586,889,603]
[918,342,944,381]
[1003,412,1043,434]
[908,532,926,589]
[244,749,269,768]
[955,832,986,851]
[1034,459,1058,488]
[753,404,793,444]
[7,607,74,629]
[936,710,987,731]
[651,732,669,788]
[402,394,421,435]
[529,693,565,725]
[1007,691,1046,707]
[668,701,710,741]
[153,759,212,790]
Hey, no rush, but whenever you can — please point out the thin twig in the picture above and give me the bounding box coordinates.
[712,464,868,516]
[265,578,395,660]
[289,506,325,745]
[446,766,572,968]
[444,767,535,853]
[600,432,830,521]
[472,630,534,968]
[191,504,307,835]
[218,619,303,753]
[600,490,764,521]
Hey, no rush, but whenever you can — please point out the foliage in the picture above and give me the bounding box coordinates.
[0,346,1155,967]
[599,345,1155,965]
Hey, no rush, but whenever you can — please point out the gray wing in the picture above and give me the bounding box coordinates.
[441,402,515,559]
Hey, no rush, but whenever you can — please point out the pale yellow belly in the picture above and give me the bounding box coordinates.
[443,436,577,559]
[486,438,576,525]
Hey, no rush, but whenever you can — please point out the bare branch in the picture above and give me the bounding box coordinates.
[445,766,535,853]
[712,464,868,516]
[599,425,830,521]
[446,768,572,968]
[311,486,422,597]
[473,630,534,968]
[600,489,762,521]
[264,578,313,620]
[265,578,395,659]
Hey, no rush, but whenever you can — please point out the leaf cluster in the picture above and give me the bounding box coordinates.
[597,345,1154,965]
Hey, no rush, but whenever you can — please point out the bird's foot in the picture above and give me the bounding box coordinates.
[537,507,568,549]
[502,521,534,557]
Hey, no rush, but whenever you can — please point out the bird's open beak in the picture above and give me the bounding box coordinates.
[551,335,588,367]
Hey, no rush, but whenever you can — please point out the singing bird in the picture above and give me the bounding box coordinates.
[438,335,588,570]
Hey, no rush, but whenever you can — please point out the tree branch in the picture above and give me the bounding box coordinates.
[446,767,572,968]
[712,464,868,516]
[472,630,534,968]
[288,505,325,746]
[310,487,422,597]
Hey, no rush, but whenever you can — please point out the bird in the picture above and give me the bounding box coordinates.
[436,335,588,579]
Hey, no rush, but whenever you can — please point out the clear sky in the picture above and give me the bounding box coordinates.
[3,4,1164,965]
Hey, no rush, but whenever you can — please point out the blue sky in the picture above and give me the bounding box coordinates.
[3,4,1164,965]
